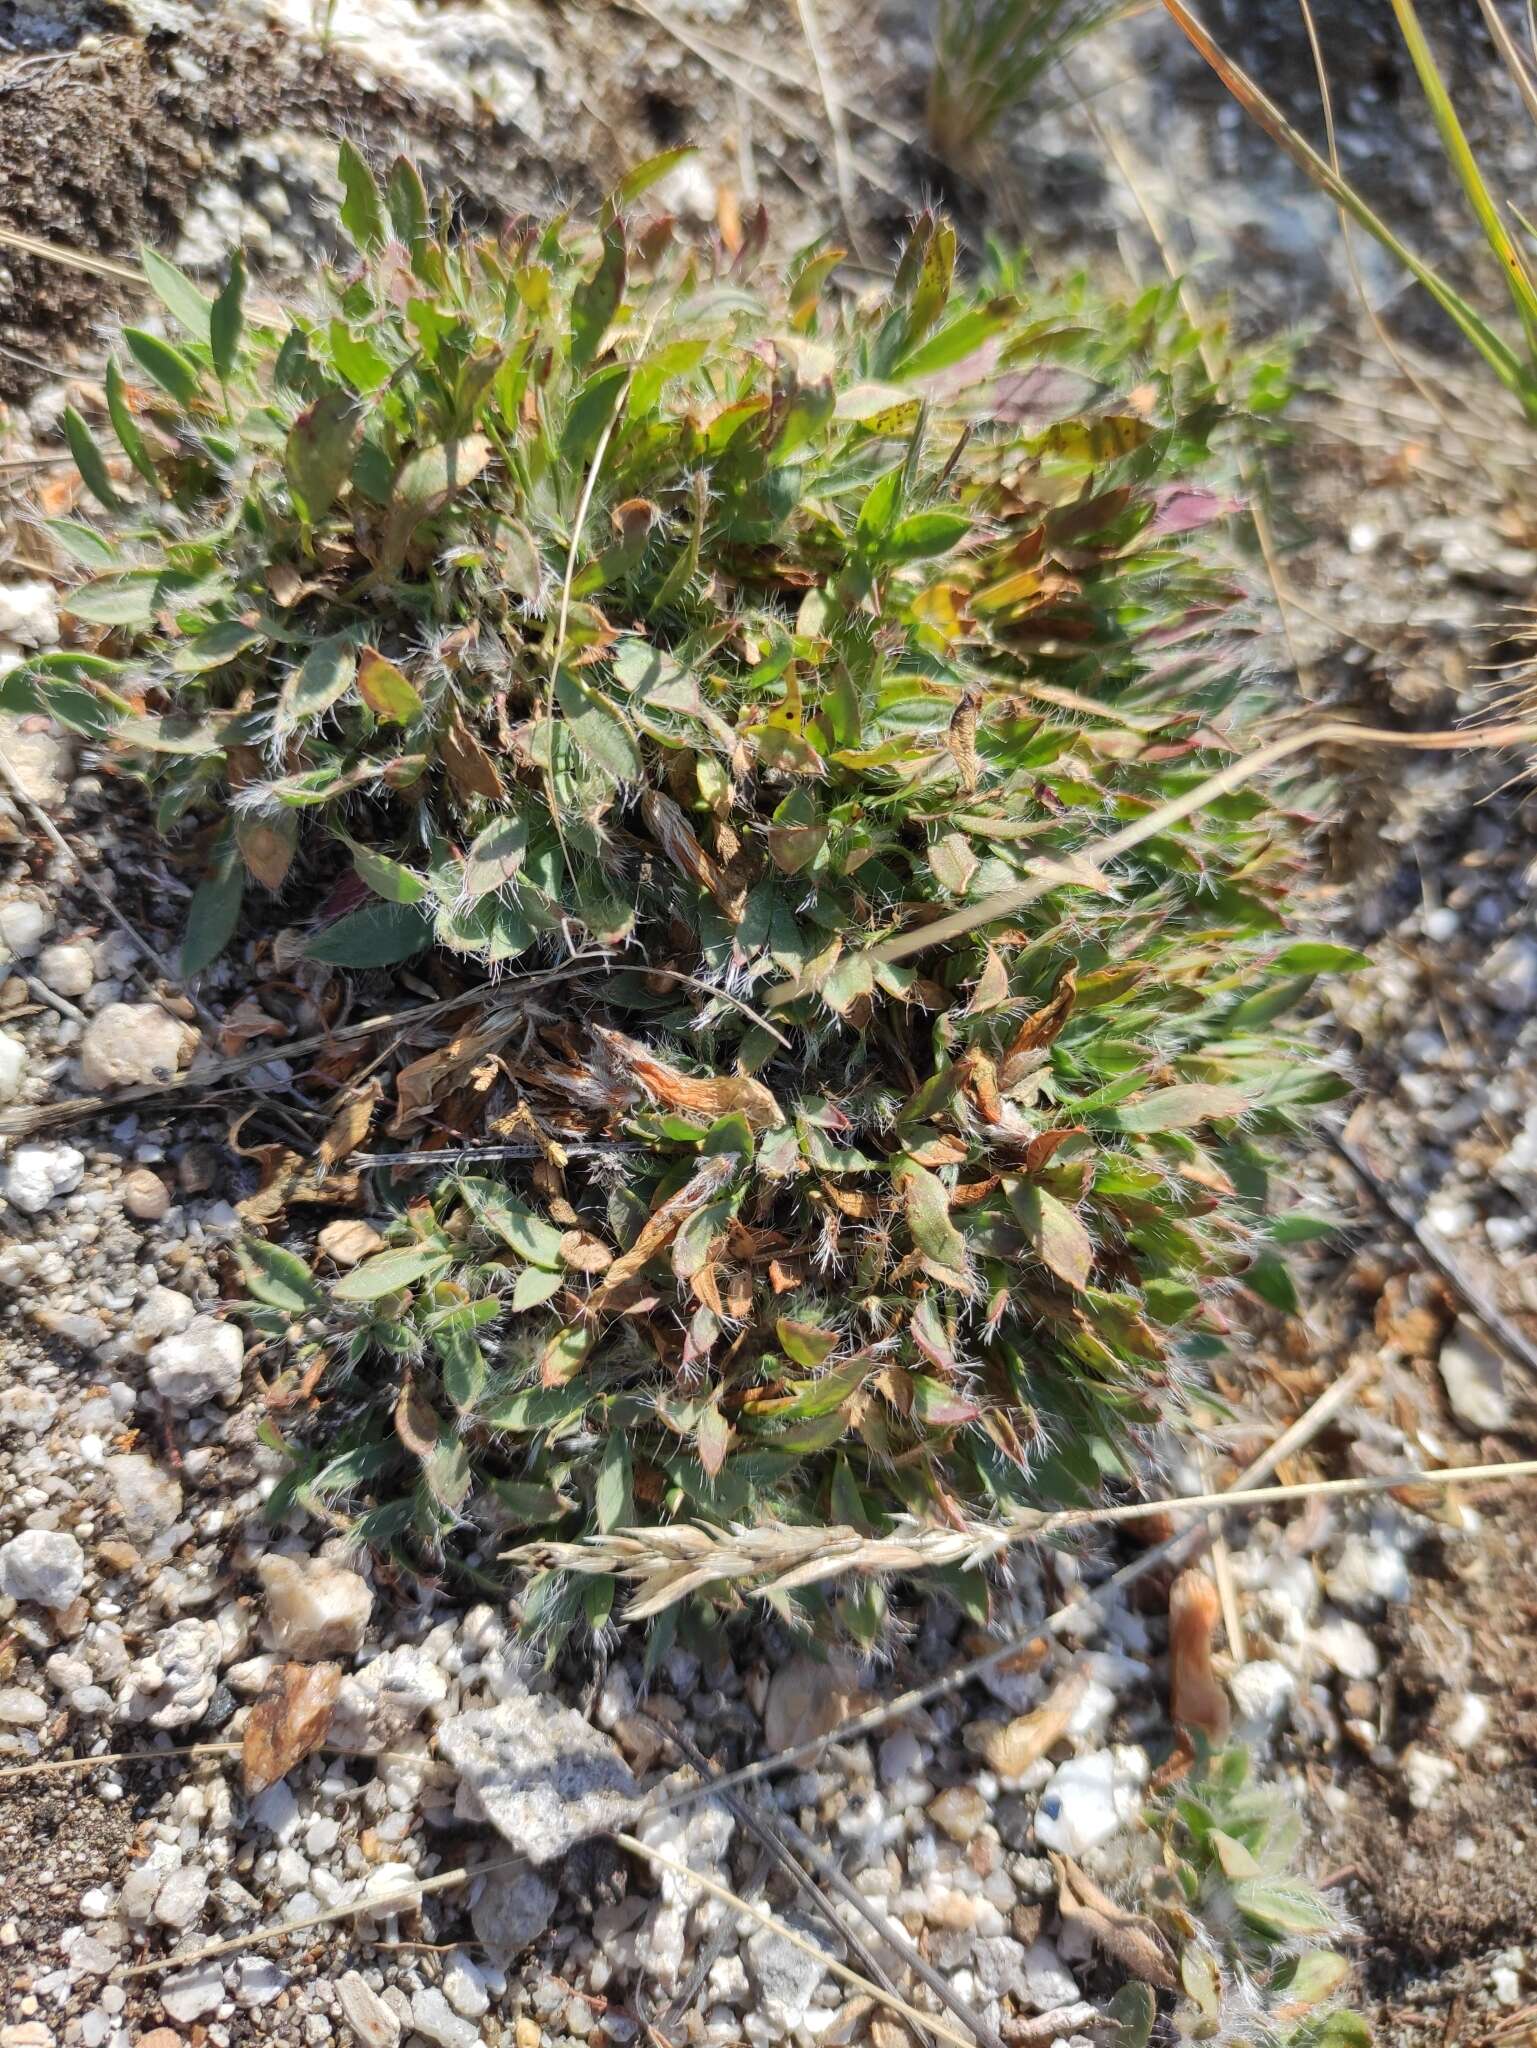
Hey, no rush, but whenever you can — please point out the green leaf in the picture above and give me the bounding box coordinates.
[64,571,160,628]
[512,1266,565,1310]
[1277,1951,1350,2010]
[1209,1826,1262,1879]
[356,647,424,724]
[425,1428,472,1511]
[884,510,971,561]
[181,862,244,975]
[571,221,627,371]
[463,814,530,899]
[604,147,697,221]
[595,1434,633,1532]
[489,1477,576,1524]
[1103,1986,1154,2048]
[123,327,202,407]
[349,841,428,904]
[237,1239,326,1314]
[210,250,246,382]
[338,139,388,253]
[170,620,267,673]
[555,671,642,782]
[1115,1084,1250,1133]
[140,246,213,341]
[306,898,434,966]
[1244,1248,1300,1315]
[479,1383,590,1435]
[385,155,430,251]
[1231,1876,1335,1939]
[1310,2015,1372,2048]
[378,435,492,574]
[1274,941,1370,974]
[456,1178,566,1268]
[560,362,630,468]
[895,1158,972,1291]
[333,1244,453,1302]
[900,307,1004,379]
[285,388,364,522]
[278,636,356,732]
[43,519,119,569]
[776,1317,837,1367]
[61,405,125,512]
[105,355,158,486]
[1007,1181,1093,1290]
[856,465,904,545]
[433,1308,489,1411]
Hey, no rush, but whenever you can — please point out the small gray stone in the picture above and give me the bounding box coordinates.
[745,1914,837,2037]
[335,1971,401,2048]
[4,1143,85,1215]
[329,1644,447,1751]
[410,1985,480,2048]
[438,1694,640,1861]
[973,1937,1079,2011]
[257,1554,373,1659]
[103,1454,183,1543]
[148,1316,245,1409]
[160,1961,225,2023]
[79,1002,199,1091]
[0,1529,85,1610]
[0,1030,25,1104]
[36,940,94,999]
[153,1864,209,1930]
[231,1957,291,2007]
[1438,1320,1512,1434]
[469,1866,558,1965]
[0,896,52,960]
[0,715,72,804]
[0,1686,47,1726]
[123,1617,223,1729]
[440,1951,490,2020]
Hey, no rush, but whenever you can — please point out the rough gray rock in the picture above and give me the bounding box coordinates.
[745,1913,838,2037]
[438,1693,641,1861]
[256,1554,373,1659]
[328,1644,447,1751]
[335,1971,401,2048]
[147,1317,245,1409]
[4,1143,85,1214]
[0,1528,85,1610]
[103,1453,184,1543]
[1438,1319,1512,1433]
[79,1002,199,1091]
[468,1866,559,1965]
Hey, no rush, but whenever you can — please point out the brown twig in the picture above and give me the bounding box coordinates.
[0,954,610,1139]
[771,717,1537,990]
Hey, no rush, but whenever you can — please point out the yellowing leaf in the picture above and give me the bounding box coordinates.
[357,648,424,725]
[895,1158,973,1293]
[1008,1180,1093,1290]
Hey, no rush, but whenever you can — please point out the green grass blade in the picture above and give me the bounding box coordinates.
[1390,0,1537,356]
[1160,0,1534,410]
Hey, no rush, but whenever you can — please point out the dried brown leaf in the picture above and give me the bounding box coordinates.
[1050,1852,1178,1992]
[999,965,1077,1084]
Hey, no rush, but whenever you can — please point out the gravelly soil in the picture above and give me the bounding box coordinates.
[6,2,1537,2044]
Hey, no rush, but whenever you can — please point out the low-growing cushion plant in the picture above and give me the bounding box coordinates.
[1148,1745,1369,2048]
[10,148,1351,1641]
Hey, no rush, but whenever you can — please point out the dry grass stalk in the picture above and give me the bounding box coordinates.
[818,717,1537,983]
[512,1456,1537,1619]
